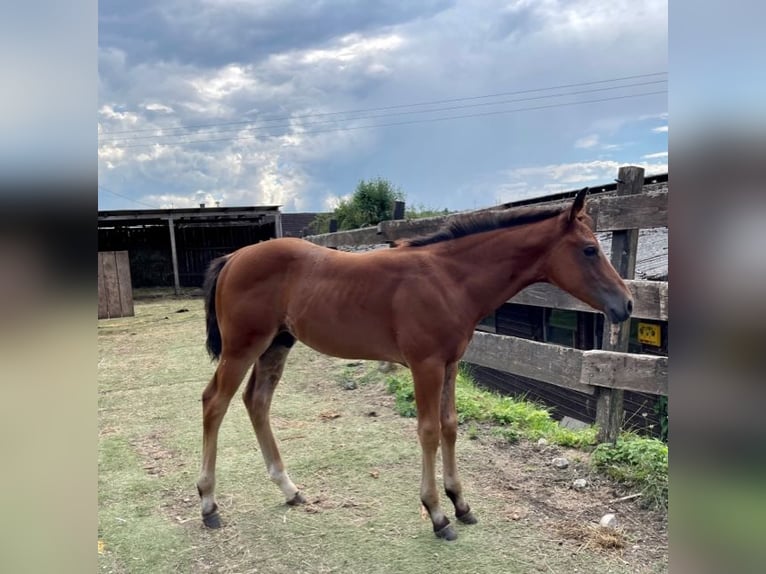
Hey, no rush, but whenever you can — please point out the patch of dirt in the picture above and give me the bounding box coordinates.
[130,430,183,477]
[315,357,668,571]
[462,431,668,569]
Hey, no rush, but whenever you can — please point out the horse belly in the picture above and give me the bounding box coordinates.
[291,316,401,363]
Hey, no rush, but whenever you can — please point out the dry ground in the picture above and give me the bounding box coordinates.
[98,297,667,573]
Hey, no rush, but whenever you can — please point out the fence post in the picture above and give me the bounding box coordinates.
[595,166,644,443]
[167,216,181,296]
[393,200,405,220]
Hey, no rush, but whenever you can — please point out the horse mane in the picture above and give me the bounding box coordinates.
[400,205,565,247]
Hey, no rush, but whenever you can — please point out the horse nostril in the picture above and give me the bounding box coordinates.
[626,300,633,314]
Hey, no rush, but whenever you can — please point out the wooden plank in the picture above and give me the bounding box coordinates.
[463,331,594,395]
[101,251,122,320]
[594,190,668,231]
[304,187,667,248]
[97,253,108,319]
[510,280,668,321]
[304,226,384,248]
[582,351,668,395]
[115,250,134,317]
[379,216,449,242]
[596,165,644,443]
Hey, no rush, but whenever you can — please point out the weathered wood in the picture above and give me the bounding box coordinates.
[582,351,668,395]
[98,251,135,319]
[168,217,180,295]
[380,216,446,242]
[594,190,668,231]
[97,253,108,319]
[101,251,122,319]
[463,331,668,395]
[115,251,134,317]
[305,225,382,248]
[303,188,667,247]
[510,280,668,321]
[463,331,593,394]
[596,166,644,443]
[393,200,405,220]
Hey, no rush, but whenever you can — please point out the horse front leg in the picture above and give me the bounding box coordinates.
[411,360,457,540]
[441,362,477,525]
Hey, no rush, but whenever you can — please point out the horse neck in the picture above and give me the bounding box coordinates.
[430,217,560,321]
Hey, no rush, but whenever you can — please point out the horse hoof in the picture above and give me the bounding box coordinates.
[457,510,478,525]
[286,492,306,506]
[435,524,458,541]
[202,511,221,529]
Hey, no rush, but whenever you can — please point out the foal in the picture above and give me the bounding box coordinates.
[196,188,633,540]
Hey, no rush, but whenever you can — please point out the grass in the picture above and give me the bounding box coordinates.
[384,367,668,509]
[385,367,598,448]
[592,433,669,510]
[99,297,664,573]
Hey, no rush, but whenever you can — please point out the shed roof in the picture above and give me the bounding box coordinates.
[97,205,281,228]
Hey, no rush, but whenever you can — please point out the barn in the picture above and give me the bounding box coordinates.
[98,205,326,290]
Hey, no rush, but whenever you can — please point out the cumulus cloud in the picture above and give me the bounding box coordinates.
[98,0,668,212]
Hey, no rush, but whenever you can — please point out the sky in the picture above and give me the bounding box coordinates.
[97,0,668,213]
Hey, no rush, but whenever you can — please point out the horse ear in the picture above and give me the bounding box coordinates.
[569,187,588,223]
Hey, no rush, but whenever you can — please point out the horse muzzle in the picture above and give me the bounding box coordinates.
[605,297,633,324]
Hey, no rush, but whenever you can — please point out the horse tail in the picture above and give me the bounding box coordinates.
[203,255,228,361]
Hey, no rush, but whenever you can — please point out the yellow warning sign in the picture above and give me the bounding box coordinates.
[638,322,661,346]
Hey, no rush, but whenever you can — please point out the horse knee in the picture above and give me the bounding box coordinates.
[441,415,458,443]
[418,420,441,447]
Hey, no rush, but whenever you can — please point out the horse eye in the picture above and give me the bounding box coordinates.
[583,246,598,257]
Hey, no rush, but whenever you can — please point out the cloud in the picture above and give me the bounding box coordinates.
[494,158,669,203]
[98,0,668,212]
[642,151,668,159]
[652,125,669,133]
[575,134,599,149]
[144,103,174,113]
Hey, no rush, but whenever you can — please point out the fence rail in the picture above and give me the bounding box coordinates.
[304,188,667,248]
[304,167,668,442]
[463,331,668,396]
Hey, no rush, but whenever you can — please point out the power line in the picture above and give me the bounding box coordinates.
[99,71,667,137]
[108,90,667,150]
[101,79,667,144]
[98,185,159,209]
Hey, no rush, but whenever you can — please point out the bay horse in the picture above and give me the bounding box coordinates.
[196,188,633,540]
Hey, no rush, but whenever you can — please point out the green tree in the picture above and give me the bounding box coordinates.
[311,177,404,233]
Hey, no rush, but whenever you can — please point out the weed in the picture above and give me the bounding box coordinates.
[592,432,668,509]
[492,426,520,444]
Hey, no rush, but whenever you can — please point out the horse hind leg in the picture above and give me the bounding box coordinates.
[196,352,255,528]
[242,332,305,506]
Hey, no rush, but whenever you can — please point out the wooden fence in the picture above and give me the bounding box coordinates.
[304,166,668,443]
[98,250,134,319]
